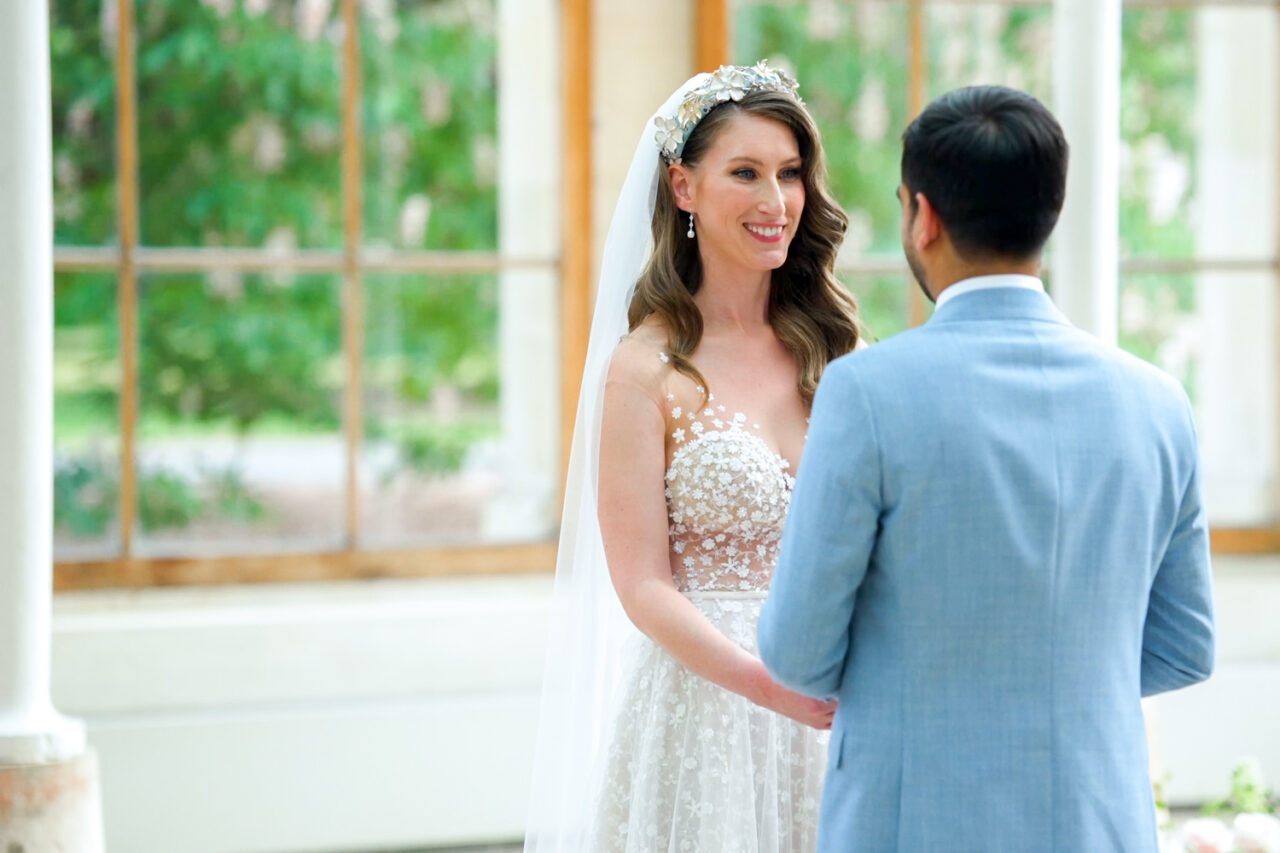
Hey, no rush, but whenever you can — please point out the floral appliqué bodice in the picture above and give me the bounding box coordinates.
[659,352,796,594]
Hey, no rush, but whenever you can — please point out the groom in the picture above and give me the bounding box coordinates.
[758,85,1215,852]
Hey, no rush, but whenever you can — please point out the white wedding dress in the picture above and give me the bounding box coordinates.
[590,357,829,853]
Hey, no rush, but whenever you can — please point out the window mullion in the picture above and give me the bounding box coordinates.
[341,0,365,551]
[114,0,140,562]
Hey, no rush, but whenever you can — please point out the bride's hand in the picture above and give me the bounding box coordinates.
[762,682,837,730]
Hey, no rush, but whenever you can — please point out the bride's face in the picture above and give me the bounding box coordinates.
[671,112,805,276]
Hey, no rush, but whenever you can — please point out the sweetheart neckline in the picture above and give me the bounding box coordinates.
[664,425,794,481]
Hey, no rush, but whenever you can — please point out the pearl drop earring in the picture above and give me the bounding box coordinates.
[687,212,696,239]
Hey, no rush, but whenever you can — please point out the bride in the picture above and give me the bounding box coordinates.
[525,63,862,852]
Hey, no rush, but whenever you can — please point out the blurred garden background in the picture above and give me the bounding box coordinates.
[52,0,519,559]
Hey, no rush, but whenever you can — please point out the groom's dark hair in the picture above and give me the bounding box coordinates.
[901,85,1068,261]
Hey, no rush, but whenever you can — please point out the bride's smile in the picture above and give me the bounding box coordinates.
[669,111,806,278]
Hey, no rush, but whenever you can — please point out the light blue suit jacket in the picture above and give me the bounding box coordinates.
[758,286,1214,852]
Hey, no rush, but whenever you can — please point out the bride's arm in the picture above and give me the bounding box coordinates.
[597,346,834,729]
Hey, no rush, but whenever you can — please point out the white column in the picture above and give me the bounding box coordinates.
[0,0,86,765]
[1195,7,1278,525]
[591,0,693,281]
[487,0,561,540]
[0,3,105,844]
[1051,0,1120,343]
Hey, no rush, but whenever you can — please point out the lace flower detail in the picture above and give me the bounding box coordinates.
[665,421,792,592]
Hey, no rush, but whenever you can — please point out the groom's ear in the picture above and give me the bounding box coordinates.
[912,192,943,252]
[669,164,695,212]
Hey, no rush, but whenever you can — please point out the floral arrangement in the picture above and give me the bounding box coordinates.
[1162,760,1280,853]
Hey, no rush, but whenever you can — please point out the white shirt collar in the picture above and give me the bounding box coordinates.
[933,274,1045,311]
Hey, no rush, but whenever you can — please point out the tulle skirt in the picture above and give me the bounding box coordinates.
[591,591,830,853]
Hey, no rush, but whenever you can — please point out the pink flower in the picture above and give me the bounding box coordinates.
[1181,817,1234,853]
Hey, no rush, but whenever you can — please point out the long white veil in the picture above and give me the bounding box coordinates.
[522,75,709,852]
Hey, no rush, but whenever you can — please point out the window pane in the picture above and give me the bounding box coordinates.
[361,271,557,547]
[50,0,117,245]
[732,1,912,256]
[926,5,1052,104]
[1121,6,1277,261]
[136,1,342,248]
[54,272,120,559]
[842,272,913,342]
[1121,7,1197,260]
[135,273,344,554]
[1119,271,1198,390]
[1121,270,1278,527]
[361,1,499,251]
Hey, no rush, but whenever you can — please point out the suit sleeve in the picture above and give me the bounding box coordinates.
[1140,403,1215,697]
[758,359,882,700]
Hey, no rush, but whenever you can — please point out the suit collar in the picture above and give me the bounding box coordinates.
[926,285,1073,327]
[934,274,1044,310]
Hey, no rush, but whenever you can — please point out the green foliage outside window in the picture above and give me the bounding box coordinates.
[138,274,341,435]
[1117,9,1198,385]
[362,3,498,251]
[50,0,117,245]
[53,453,266,536]
[50,0,501,540]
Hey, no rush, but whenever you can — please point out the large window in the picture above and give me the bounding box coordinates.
[47,1,1280,588]
[50,0,564,586]
[727,0,1279,545]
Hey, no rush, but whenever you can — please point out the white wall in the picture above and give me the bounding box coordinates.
[53,576,551,852]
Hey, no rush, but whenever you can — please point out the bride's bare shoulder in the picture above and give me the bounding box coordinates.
[607,317,671,398]
[626,313,670,348]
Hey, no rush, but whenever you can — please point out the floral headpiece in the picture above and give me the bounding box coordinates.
[654,60,802,164]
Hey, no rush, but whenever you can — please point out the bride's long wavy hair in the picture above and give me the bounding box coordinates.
[627,88,861,407]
